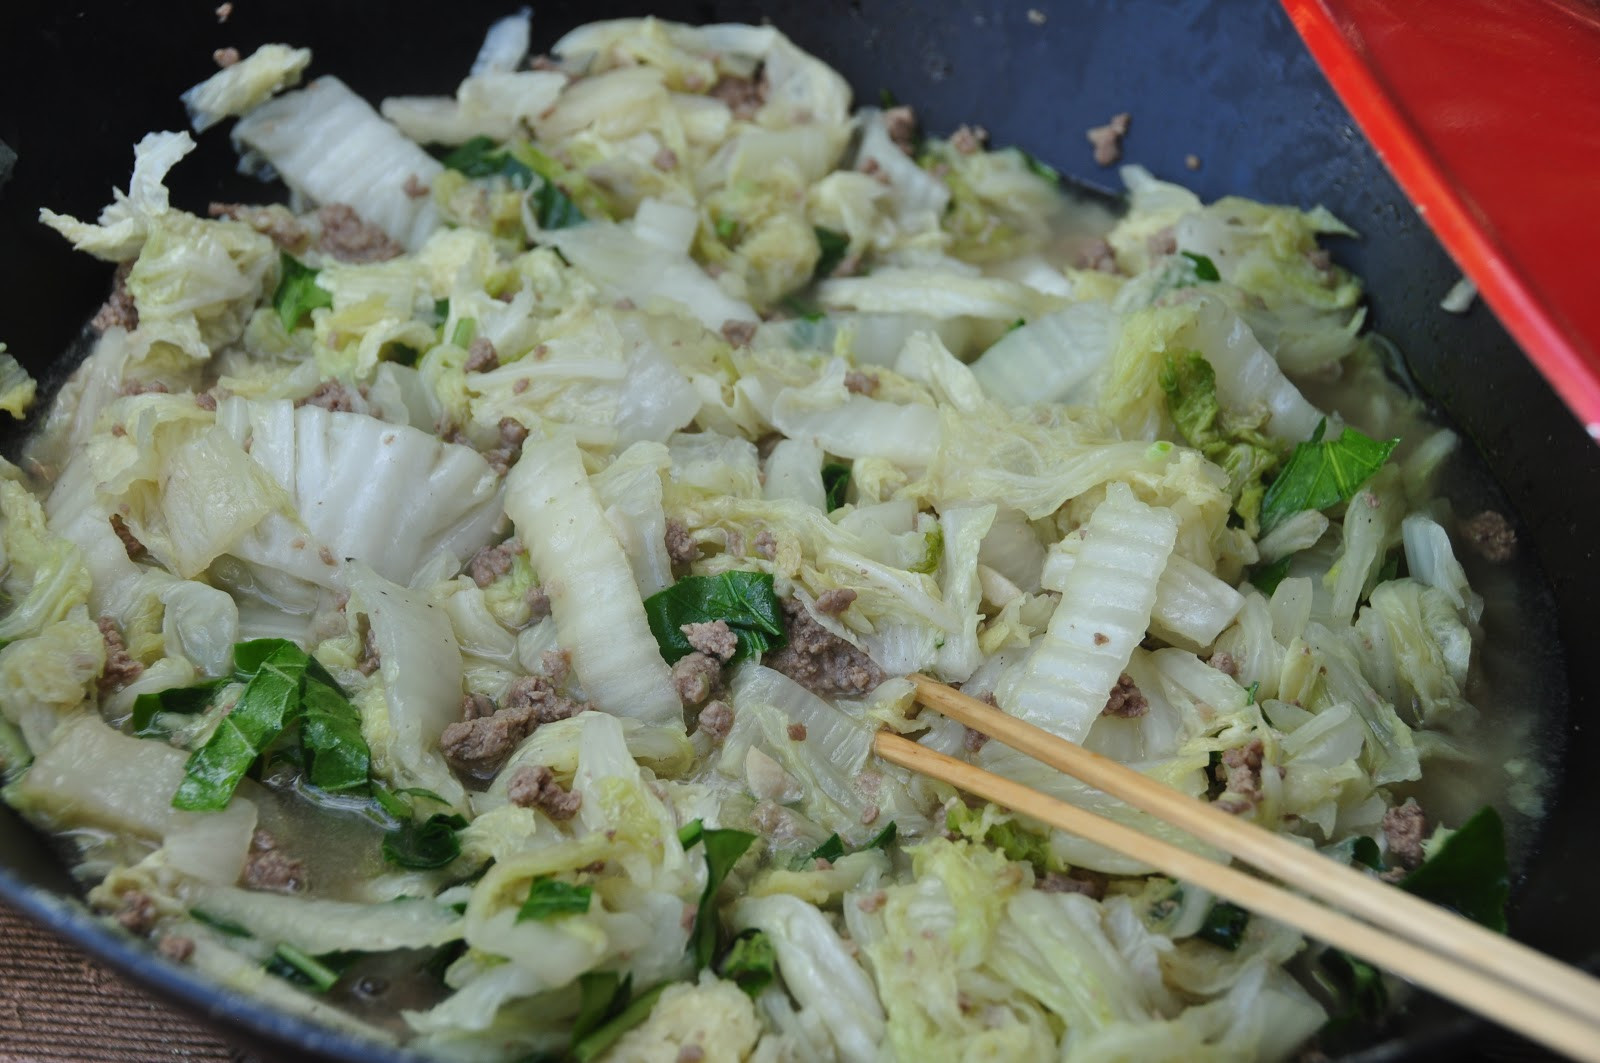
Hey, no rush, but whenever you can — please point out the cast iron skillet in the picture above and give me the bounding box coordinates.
[0,1,1596,1059]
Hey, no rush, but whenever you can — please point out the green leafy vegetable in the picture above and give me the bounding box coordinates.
[530,177,585,231]
[793,821,898,869]
[571,971,627,1045]
[813,226,849,278]
[381,812,467,870]
[1007,317,1026,332]
[946,804,1063,874]
[266,944,357,993]
[1250,555,1294,596]
[865,820,898,850]
[172,641,309,811]
[718,929,777,998]
[1193,901,1250,950]
[1319,947,1388,1024]
[440,136,510,177]
[188,908,252,939]
[1161,352,1287,534]
[714,215,739,242]
[1018,149,1059,184]
[169,640,372,811]
[808,834,846,863]
[1181,250,1221,282]
[781,293,824,322]
[1397,806,1509,933]
[1259,420,1400,534]
[442,137,589,229]
[1350,835,1384,872]
[821,462,851,511]
[643,572,786,665]
[907,527,944,575]
[273,253,332,331]
[680,819,757,967]
[298,675,369,794]
[1375,550,1401,585]
[572,981,669,1063]
[516,878,594,923]
[450,317,476,348]
[1245,681,1260,705]
[129,680,226,738]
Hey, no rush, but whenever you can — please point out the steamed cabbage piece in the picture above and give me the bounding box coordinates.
[1,11,1519,1063]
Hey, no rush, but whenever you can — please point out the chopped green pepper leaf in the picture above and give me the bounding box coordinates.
[1194,901,1250,950]
[1319,947,1388,1024]
[821,462,851,511]
[808,834,846,863]
[643,572,786,666]
[172,641,309,811]
[813,226,849,278]
[299,675,370,794]
[130,679,226,738]
[1181,250,1221,282]
[516,878,594,923]
[718,929,777,997]
[1397,805,1509,933]
[1250,554,1294,596]
[1161,351,1287,534]
[571,970,627,1046]
[272,253,332,331]
[572,981,669,1063]
[1259,420,1399,534]
[681,820,757,968]
[266,944,357,993]
[530,177,585,231]
[381,812,468,870]
[189,908,253,939]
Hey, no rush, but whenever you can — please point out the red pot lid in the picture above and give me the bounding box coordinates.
[1282,0,1600,438]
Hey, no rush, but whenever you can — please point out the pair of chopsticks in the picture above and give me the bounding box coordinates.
[874,675,1600,1062]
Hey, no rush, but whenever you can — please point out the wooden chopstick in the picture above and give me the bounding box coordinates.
[875,732,1600,1063]
[907,674,1600,1022]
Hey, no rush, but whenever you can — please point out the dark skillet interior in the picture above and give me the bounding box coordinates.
[0,1,1596,1060]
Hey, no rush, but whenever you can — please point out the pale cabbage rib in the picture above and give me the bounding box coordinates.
[1043,537,1245,648]
[233,77,443,249]
[347,563,469,808]
[1002,483,1178,742]
[503,435,681,725]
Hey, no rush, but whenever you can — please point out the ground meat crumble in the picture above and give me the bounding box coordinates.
[97,616,143,690]
[681,619,738,662]
[1382,799,1428,872]
[91,263,138,332]
[464,336,500,373]
[813,588,857,616]
[466,538,521,588]
[1460,510,1516,562]
[296,379,358,413]
[1100,672,1148,718]
[506,764,583,820]
[709,74,766,120]
[672,652,723,707]
[721,319,757,347]
[440,676,584,778]
[1214,739,1265,815]
[883,105,917,154]
[763,597,885,696]
[1086,112,1132,166]
[109,513,147,562]
[664,518,698,566]
[696,699,735,741]
[843,370,879,397]
[316,204,403,263]
[243,830,307,893]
